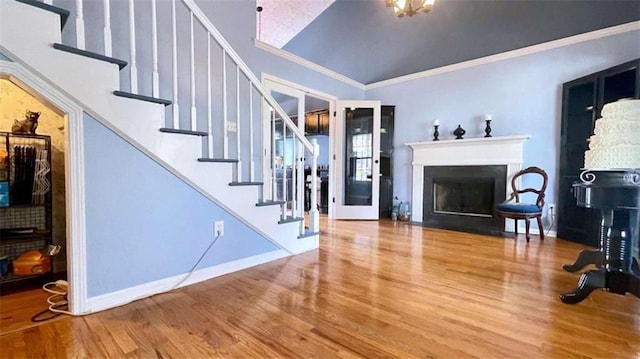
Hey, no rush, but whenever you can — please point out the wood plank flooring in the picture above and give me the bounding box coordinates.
[1,218,639,358]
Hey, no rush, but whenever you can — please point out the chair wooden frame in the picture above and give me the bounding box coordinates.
[496,166,548,242]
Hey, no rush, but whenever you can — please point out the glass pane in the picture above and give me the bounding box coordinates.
[344,107,373,206]
[271,90,298,202]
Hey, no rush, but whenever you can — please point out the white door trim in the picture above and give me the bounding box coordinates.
[0,60,87,315]
[334,100,381,220]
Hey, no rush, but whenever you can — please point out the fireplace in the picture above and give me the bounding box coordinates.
[407,135,530,236]
[423,165,506,235]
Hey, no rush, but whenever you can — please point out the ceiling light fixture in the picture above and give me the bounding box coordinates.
[386,0,434,18]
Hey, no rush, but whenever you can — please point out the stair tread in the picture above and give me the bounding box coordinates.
[229,182,263,186]
[159,128,208,136]
[113,91,172,106]
[197,158,238,163]
[278,216,304,224]
[53,43,127,70]
[16,0,70,30]
[256,200,285,207]
[298,230,320,239]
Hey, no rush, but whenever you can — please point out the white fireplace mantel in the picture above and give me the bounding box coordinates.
[407,135,531,222]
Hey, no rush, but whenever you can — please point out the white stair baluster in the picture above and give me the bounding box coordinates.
[297,138,304,221]
[151,0,159,98]
[249,84,254,182]
[171,0,179,128]
[282,125,287,218]
[236,66,241,181]
[128,0,137,93]
[43,0,53,4]
[103,0,112,56]
[271,109,276,201]
[75,0,85,50]
[189,11,196,131]
[309,139,320,233]
[207,36,213,158]
[222,50,228,159]
[291,135,297,219]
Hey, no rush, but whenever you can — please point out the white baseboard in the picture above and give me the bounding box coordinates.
[84,249,289,314]
[512,225,557,238]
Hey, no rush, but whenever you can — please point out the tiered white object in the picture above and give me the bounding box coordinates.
[584,99,640,169]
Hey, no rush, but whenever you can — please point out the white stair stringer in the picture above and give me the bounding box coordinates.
[0,0,318,255]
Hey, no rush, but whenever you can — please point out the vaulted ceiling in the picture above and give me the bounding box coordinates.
[274,0,640,84]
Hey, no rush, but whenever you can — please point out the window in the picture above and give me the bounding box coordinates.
[352,133,372,181]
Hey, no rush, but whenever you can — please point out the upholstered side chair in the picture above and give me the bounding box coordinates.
[496,166,549,242]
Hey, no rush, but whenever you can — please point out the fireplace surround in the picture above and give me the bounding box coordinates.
[407,135,530,235]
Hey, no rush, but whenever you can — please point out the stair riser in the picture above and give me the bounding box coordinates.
[162,152,282,220]
[1,1,62,49]
[155,132,203,164]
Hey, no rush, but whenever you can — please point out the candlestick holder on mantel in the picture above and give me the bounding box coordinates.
[484,120,492,137]
[433,125,440,141]
[482,114,493,138]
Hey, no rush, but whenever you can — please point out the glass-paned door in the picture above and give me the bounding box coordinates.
[334,100,381,219]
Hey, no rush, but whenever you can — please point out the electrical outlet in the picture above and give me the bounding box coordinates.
[214,220,224,237]
[547,203,556,217]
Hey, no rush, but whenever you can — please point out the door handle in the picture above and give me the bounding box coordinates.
[374,160,379,164]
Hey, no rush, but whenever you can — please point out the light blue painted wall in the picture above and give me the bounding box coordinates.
[366,31,640,229]
[83,113,278,297]
[305,135,330,167]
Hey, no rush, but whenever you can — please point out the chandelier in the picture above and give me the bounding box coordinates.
[386,0,435,18]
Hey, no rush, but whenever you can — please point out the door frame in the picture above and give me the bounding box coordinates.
[1,60,87,315]
[261,74,338,218]
[334,100,382,220]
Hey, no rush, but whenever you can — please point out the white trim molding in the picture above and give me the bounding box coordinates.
[366,21,640,89]
[255,21,640,91]
[84,249,289,313]
[0,60,87,315]
[255,39,366,90]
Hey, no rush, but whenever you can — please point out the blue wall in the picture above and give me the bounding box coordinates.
[305,135,330,167]
[83,114,278,297]
[366,31,640,229]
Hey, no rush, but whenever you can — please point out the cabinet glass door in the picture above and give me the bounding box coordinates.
[334,100,381,219]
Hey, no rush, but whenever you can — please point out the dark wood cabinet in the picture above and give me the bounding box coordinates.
[379,105,394,218]
[304,110,329,136]
[558,59,640,247]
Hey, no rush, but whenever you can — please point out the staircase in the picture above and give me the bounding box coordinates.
[0,0,320,255]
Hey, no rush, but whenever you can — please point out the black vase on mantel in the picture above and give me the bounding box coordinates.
[453,125,466,140]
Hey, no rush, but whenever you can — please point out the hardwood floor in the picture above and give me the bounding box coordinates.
[1,218,639,358]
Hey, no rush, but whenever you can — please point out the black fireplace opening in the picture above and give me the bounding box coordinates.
[423,165,507,235]
[434,178,495,217]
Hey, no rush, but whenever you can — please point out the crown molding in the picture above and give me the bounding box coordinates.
[255,22,639,91]
[254,39,366,90]
[365,21,640,90]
